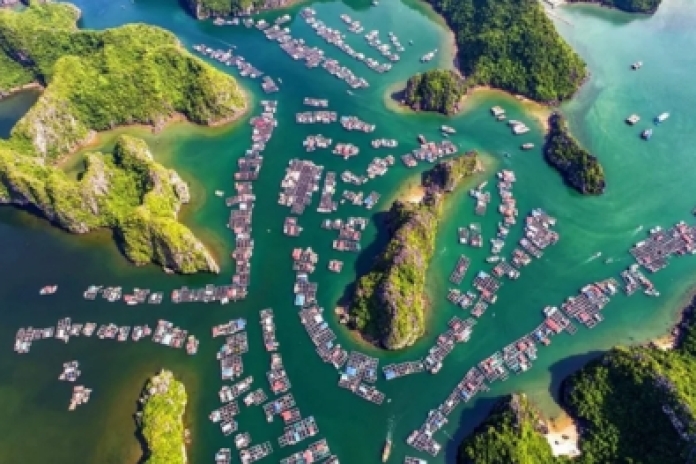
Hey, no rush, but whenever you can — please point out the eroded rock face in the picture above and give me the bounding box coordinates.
[351,153,479,350]
[0,135,219,274]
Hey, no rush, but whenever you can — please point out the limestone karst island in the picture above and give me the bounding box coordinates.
[8,0,696,464]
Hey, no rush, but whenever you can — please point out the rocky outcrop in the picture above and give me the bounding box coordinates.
[402,69,465,115]
[183,0,294,19]
[457,394,554,464]
[0,136,219,273]
[351,153,478,349]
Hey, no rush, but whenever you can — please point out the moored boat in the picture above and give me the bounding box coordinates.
[521,143,534,150]
[654,112,669,124]
[39,285,58,295]
[641,128,653,140]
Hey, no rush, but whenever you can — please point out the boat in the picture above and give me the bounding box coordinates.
[486,256,501,263]
[521,143,534,150]
[631,61,643,70]
[40,285,58,295]
[641,128,653,140]
[215,190,224,197]
[381,438,391,462]
[440,125,456,134]
[417,134,426,144]
[655,112,669,124]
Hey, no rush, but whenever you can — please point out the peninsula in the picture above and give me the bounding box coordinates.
[543,113,605,195]
[402,69,465,115]
[417,0,587,104]
[0,3,248,273]
[137,370,188,464]
[567,0,662,14]
[457,309,696,464]
[351,152,479,350]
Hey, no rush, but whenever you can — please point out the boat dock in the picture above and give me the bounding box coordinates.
[278,159,324,215]
[267,353,292,394]
[383,360,425,380]
[262,393,295,421]
[340,115,376,132]
[152,320,187,349]
[280,438,331,464]
[283,217,302,237]
[317,171,338,213]
[219,377,253,403]
[449,255,471,284]
[400,140,458,167]
[213,319,247,338]
[278,416,319,447]
[240,441,273,464]
[235,432,251,450]
[303,134,333,152]
[260,309,279,352]
[303,97,329,107]
[630,222,696,273]
[243,388,268,407]
[215,448,232,464]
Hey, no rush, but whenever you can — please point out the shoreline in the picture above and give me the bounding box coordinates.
[0,82,43,100]
[383,81,552,133]
[56,95,251,168]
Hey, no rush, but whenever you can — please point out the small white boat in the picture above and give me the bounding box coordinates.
[215,190,224,197]
[654,112,669,124]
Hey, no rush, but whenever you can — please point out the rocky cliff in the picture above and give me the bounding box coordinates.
[351,152,478,349]
[457,394,555,464]
[184,0,293,19]
[0,3,246,273]
[402,69,465,115]
[0,136,219,273]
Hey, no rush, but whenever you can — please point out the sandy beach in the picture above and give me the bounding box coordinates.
[545,413,581,458]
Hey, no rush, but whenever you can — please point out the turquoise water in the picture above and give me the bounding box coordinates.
[1,0,696,463]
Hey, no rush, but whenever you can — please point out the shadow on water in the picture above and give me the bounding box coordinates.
[439,351,606,464]
[443,396,499,464]
[0,90,41,139]
[133,373,156,464]
[339,209,393,305]
[547,350,604,404]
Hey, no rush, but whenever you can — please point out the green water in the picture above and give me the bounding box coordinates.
[2,0,696,462]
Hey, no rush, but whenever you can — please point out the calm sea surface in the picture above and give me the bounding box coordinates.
[1,0,695,462]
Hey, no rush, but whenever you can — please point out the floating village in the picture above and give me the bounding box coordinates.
[8,4,688,464]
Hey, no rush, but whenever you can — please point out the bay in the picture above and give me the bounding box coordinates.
[1,0,695,463]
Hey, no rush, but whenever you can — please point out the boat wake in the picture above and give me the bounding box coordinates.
[633,225,644,235]
[585,252,602,263]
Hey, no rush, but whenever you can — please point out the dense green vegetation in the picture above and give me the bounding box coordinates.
[139,370,187,464]
[458,308,696,464]
[0,2,246,272]
[186,0,287,18]
[423,0,587,103]
[543,113,606,195]
[351,153,478,349]
[568,0,662,14]
[0,2,246,160]
[458,394,557,464]
[403,69,465,115]
[0,135,219,272]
